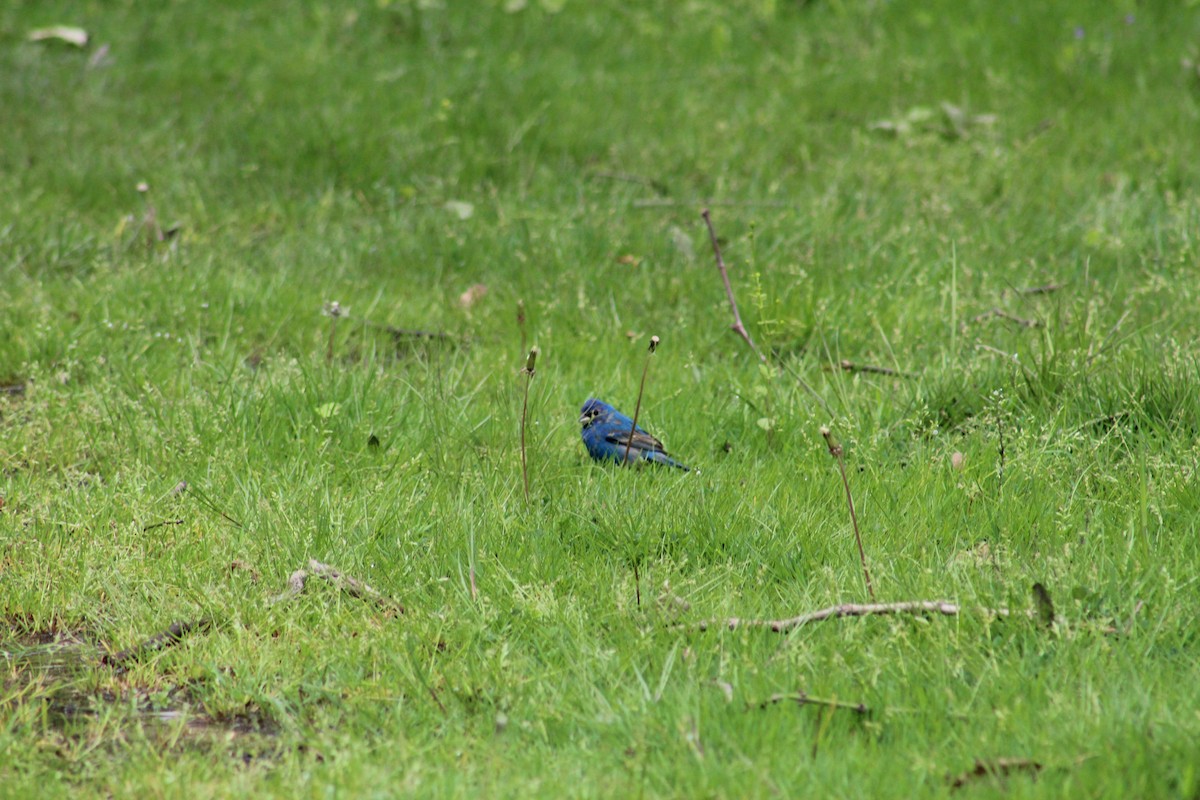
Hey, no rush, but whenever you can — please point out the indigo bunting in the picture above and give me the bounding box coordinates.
[579,398,690,471]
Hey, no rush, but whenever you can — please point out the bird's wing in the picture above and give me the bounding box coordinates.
[603,425,667,454]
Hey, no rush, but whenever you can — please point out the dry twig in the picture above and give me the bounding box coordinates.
[697,600,1022,633]
[701,209,831,416]
[141,518,184,532]
[360,318,456,343]
[1008,283,1065,297]
[757,691,871,716]
[822,427,875,601]
[970,308,1043,328]
[837,360,916,379]
[269,560,404,612]
[102,618,213,669]
[701,209,767,364]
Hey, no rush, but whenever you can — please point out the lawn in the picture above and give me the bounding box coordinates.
[3,0,1200,796]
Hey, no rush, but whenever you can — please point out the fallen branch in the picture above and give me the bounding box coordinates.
[757,691,870,716]
[837,359,916,379]
[1008,283,1065,297]
[948,757,1043,790]
[102,618,213,669]
[269,559,404,612]
[699,585,1133,635]
[141,518,184,532]
[970,308,1043,328]
[697,600,1021,633]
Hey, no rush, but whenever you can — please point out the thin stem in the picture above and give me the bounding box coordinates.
[624,335,662,462]
[701,209,767,363]
[702,209,833,417]
[520,348,539,502]
[468,529,479,603]
[758,692,871,716]
[822,427,876,601]
[517,299,527,356]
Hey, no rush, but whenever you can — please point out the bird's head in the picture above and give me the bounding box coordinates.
[579,398,611,428]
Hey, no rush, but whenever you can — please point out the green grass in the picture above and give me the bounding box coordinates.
[3,0,1200,796]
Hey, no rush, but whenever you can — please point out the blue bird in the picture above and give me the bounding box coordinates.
[579,398,690,471]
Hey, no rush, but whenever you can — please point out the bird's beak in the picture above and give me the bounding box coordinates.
[579,413,590,426]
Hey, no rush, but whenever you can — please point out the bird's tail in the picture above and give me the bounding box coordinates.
[644,451,690,471]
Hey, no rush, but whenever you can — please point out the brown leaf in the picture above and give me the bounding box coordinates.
[458,283,488,308]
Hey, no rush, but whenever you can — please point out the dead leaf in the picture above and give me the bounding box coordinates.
[28,26,89,46]
[668,225,694,261]
[87,44,111,69]
[617,254,642,267]
[457,283,488,309]
[710,680,734,703]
